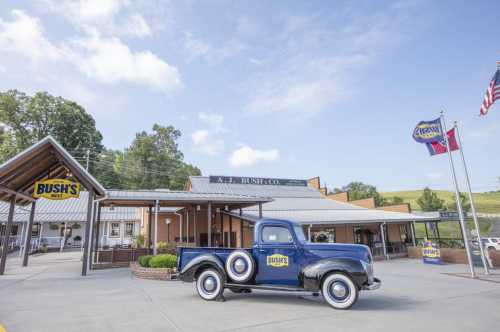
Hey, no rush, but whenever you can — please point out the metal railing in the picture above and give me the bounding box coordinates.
[415,237,465,249]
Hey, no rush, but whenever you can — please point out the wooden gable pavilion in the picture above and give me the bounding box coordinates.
[0,136,106,276]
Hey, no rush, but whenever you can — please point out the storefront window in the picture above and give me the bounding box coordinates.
[31,224,40,237]
[125,222,134,237]
[110,223,120,237]
[312,228,335,243]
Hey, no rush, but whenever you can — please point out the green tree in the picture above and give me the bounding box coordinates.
[447,192,471,213]
[417,187,445,211]
[120,124,201,190]
[0,90,103,166]
[386,196,404,205]
[336,182,387,207]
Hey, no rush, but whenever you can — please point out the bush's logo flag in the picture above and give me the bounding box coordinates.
[412,118,443,143]
[480,68,500,116]
[426,128,459,156]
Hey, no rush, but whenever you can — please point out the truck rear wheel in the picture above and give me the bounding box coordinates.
[225,250,255,283]
[196,269,224,301]
[321,273,358,310]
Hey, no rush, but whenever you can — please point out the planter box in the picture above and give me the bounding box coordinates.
[408,246,500,267]
[130,262,178,281]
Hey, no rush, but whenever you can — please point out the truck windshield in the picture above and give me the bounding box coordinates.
[294,225,307,243]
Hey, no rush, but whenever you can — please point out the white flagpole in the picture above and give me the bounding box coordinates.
[440,111,475,278]
[454,122,490,274]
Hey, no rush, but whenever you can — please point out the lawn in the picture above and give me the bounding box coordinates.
[381,190,500,214]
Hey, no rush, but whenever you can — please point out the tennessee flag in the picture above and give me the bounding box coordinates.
[426,128,459,156]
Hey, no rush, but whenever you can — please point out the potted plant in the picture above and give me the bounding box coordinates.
[40,244,49,253]
[73,235,82,242]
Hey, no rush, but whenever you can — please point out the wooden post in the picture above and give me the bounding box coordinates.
[0,195,16,275]
[220,210,224,247]
[193,205,197,246]
[147,206,152,250]
[93,203,102,262]
[229,215,233,248]
[22,201,36,267]
[207,202,212,247]
[258,203,263,219]
[153,200,159,255]
[411,221,416,247]
[81,191,94,276]
[89,201,98,270]
[239,208,243,248]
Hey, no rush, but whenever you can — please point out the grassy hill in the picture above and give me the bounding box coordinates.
[381,190,500,214]
[381,190,500,237]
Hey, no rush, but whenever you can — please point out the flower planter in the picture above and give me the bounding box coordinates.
[130,262,178,281]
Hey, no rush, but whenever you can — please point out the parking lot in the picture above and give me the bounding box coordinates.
[0,252,499,332]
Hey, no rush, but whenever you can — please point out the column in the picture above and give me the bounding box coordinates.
[22,201,36,267]
[81,191,94,276]
[229,215,233,248]
[207,202,212,247]
[153,200,159,255]
[93,203,102,262]
[411,221,416,247]
[0,195,16,275]
[380,222,388,260]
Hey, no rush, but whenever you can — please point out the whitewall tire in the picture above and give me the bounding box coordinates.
[196,269,224,301]
[321,273,358,310]
[225,250,255,283]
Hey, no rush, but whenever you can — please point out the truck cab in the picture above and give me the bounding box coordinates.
[178,218,381,309]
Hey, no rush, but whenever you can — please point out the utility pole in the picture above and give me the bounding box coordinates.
[85,148,90,171]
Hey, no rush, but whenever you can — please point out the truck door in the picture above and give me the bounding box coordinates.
[255,224,300,286]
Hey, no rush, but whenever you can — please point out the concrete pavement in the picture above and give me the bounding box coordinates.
[0,252,499,332]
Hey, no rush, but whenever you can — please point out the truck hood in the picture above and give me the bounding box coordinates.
[303,242,372,263]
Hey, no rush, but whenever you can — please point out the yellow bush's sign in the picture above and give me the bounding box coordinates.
[266,254,289,267]
[33,179,80,200]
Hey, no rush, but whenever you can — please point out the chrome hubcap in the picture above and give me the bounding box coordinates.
[331,283,347,298]
[203,276,216,292]
[234,258,246,273]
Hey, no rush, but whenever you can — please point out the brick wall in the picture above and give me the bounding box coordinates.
[326,192,349,202]
[377,203,412,213]
[349,197,376,209]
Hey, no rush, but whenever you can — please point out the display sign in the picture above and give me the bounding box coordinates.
[439,211,467,220]
[33,179,80,200]
[266,254,289,267]
[422,240,443,265]
[209,176,307,187]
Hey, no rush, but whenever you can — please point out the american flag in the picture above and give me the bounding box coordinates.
[480,66,500,116]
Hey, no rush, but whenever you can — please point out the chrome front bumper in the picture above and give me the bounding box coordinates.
[363,277,381,291]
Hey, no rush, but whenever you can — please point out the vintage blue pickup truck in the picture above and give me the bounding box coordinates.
[178,218,381,309]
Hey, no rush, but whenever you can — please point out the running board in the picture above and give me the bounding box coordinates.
[225,283,311,293]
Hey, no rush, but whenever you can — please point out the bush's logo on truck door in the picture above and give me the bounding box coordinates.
[266,254,289,267]
[33,179,80,200]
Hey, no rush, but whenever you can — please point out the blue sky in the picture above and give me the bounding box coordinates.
[0,0,499,192]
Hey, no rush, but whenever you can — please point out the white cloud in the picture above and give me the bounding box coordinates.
[191,112,226,155]
[41,0,157,38]
[122,14,152,37]
[229,146,279,168]
[198,112,224,133]
[0,10,61,62]
[191,129,224,155]
[183,32,245,64]
[70,31,181,93]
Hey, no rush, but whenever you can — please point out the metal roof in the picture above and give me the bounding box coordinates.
[0,191,140,223]
[189,176,322,198]
[0,136,106,205]
[226,209,439,225]
[191,176,438,224]
[103,189,272,206]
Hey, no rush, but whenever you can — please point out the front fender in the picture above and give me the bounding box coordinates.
[299,258,368,291]
[179,254,226,282]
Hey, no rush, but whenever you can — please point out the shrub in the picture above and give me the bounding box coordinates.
[138,255,153,267]
[73,235,82,241]
[149,254,177,268]
[40,244,49,253]
[133,234,145,249]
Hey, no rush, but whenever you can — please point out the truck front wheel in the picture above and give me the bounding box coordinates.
[196,269,224,301]
[321,273,358,309]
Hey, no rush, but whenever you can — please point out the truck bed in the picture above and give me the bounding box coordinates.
[177,247,252,272]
